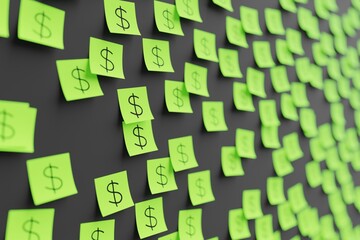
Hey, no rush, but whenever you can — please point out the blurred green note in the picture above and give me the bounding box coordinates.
[280,0,297,13]
[253,41,275,68]
[288,183,308,214]
[267,177,286,205]
[305,161,322,188]
[300,108,318,138]
[240,6,263,36]
[158,232,179,240]
[168,135,198,172]
[276,39,295,66]
[272,148,294,177]
[202,101,228,132]
[283,132,304,161]
[225,16,248,48]
[233,82,255,112]
[286,28,304,55]
[247,67,266,98]
[221,146,244,177]
[184,62,209,97]
[79,219,115,240]
[0,0,10,38]
[278,202,297,231]
[228,208,251,239]
[291,82,309,107]
[143,38,174,72]
[165,80,193,113]
[243,189,263,219]
[175,0,202,22]
[147,157,178,194]
[154,1,184,36]
[212,0,233,12]
[255,215,273,240]
[265,8,285,35]
[194,29,218,62]
[259,100,280,127]
[236,128,256,159]
[218,48,243,78]
[281,93,299,121]
[270,65,290,93]
[188,170,215,206]
[178,209,203,240]
[261,126,281,149]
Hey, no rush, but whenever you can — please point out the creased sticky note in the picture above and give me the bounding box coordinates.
[295,57,311,83]
[309,64,323,90]
[253,41,275,68]
[327,58,341,80]
[165,80,193,113]
[122,120,158,156]
[26,153,78,206]
[194,29,218,62]
[261,126,281,149]
[89,37,124,79]
[247,67,266,98]
[135,197,167,239]
[324,79,340,103]
[319,123,335,149]
[240,6,263,36]
[5,208,55,240]
[305,161,322,188]
[281,93,299,121]
[236,128,256,159]
[154,1,184,36]
[202,101,228,132]
[276,39,295,66]
[188,170,215,206]
[255,215,273,240]
[243,189,263,219]
[228,209,251,239]
[147,157,178,194]
[18,0,65,49]
[325,147,341,170]
[221,146,244,177]
[288,183,308,214]
[169,135,198,172]
[272,148,294,177]
[143,38,174,72]
[178,209,203,240]
[286,28,304,55]
[312,42,328,67]
[300,108,318,138]
[94,171,134,217]
[218,48,243,78]
[298,7,312,32]
[315,0,330,19]
[320,32,336,56]
[104,0,141,35]
[267,177,286,205]
[233,82,255,112]
[158,232,179,240]
[79,219,115,240]
[280,0,297,13]
[278,202,297,231]
[226,16,248,48]
[0,0,10,38]
[184,62,209,97]
[270,65,290,93]
[265,8,285,35]
[56,59,103,101]
[283,132,304,161]
[291,82,309,107]
[259,100,280,127]
[175,0,202,22]
[212,0,233,12]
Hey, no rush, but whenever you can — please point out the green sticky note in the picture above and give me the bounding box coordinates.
[280,0,297,13]
[300,108,318,138]
[329,14,343,35]
[325,147,341,170]
[337,76,351,99]
[334,33,347,55]
[89,37,124,79]
[291,82,309,107]
[154,1,184,36]
[350,88,360,110]
[332,122,345,142]
[267,177,286,205]
[307,16,320,40]
[5,209,55,240]
[147,157,178,194]
[243,189,263,219]
[330,103,346,125]
[79,220,115,240]
[240,6,263,36]
[309,64,323,90]
[276,39,295,66]
[261,126,281,149]
[104,0,140,35]
[270,65,290,93]
[295,57,311,83]
[226,16,248,48]
[310,137,326,162]
[320,215,336,239]
[259,100,280,127]
[278,202,297,231]
[319,123,335,149]
[165,80,193,113]
[280,93,298,121]
[56,59,103,101]
[18,0,65,49]
[117,86,153,124]
[305,161,322,188]
[324,79,340,103]
[202,101,228,132]
[233,82,255,112]
[168,135,198,172]
[142,38,174,72]
[265,8,285,35]
[94,171,134,217]
[184,62,209,97]
[178,209,203,240]
[327,58,342,80]
[122,120,158,156]
[272,148,294,177]
[315,0,330,19]
[313,42,328,67]
[194,29,218,62]
[253,41,275,68]
[0,0,10,38]
[283,132,303,161]
[26,153,78,206]
[228,209,251,239]
[297,7,313,32]
[218,48,243,78]
[236,128,257,159]
[175,0,202,22]
[320,32,336,57]
[247,67,266,98]
[212,0,233,11]
[286,28,304,55]
[288,183,308,214]
[158,232,179,240]
[255,215,274,240]
[188,170,215,206]
[221,146,244,177]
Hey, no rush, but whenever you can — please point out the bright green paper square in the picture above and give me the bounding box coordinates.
[283,132,303,162]
[281,93,298,121]
[188,170,215,206]
[291,82,309,107]
[228,208,251,239]
[278,202,297,231]
[94,171,134,217]
[259,100,280,127]
[267,177,286,205]
[286,28,304,55]
[226,16,248,48]
[300,108,318,138]
[212,0,233,12]
[265,8,285,35]
[175,0,202,22]
[178,209,203,240]
[253,41,275,68]
[154,1,184,36]
[305,161,322,188]
[56,59,104,101]
[142,38,174,72]
[272,148,294,177]
[0,0,10,38]
[158,232,179,240]
[280,0,297,13]
[324,79,340,103]
[276,39,295,66]
[221,146,244,177]
[26,153,78,206]
[236,128,256,159]
[247,67,266,98]
[184,62,209,97]
[168,135,198,172]
[147,157,178,194]
[319,123,335,149]
[309,137,325,162]
[218,48,243,78]
[255,215,274,240]
[240,6,263,36]
[194,29,218,62]
[165,80,193,113]
[261,126,281,149]
[288,183,308,214]
[243,189,263,220]
[270,65,290,93]
[202,101,228,132]
[79,219,115,240]
[296,58,311,83]
[233,82,255,112]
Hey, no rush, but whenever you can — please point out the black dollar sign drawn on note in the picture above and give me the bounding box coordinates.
[209,108,219,126]
[43,164,63,193]
[144,206,157,230]
[191,71,201,90]
[107,180,123,207]
[195,178,206,198]
[72,66,90,93]
[100,47,114,73]
[186,216,196,236]
[225,55,234,72]
[201,38,210,56]
[33,11,51,39]
[91,227,104,240]
[173,87,184,108]
[133,125,147,149]
[0,110,15,141]
[152,46,165,68]
[115,6,130,31]
[128,93,143,118]
[162,10,174,30]
[177,144,189,164]
[156,164,168,188]
[183,0,193,15]
[23,218,40,240]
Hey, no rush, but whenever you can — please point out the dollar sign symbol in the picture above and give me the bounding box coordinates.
[186,216,196,236]
[191,71,201,90]
[152,46,165,68]
[162,10,174,30]
[225,55,234,72]
[201,38,210,56]
[91,227,104,240]
[100,47,114,73]
[107,180,123,207]
[144,206,157,230]
[115,6,130,31]
[128,93,143,118]
[33,11,51,39]
[173,87,184,108]
[0,110,15,141]
[156,164,168,188]
[195,178,206,198]
[183,0,193,15]
[43,164,63,193]
[209,108,219,126]
[72,66,90,93]
[22,218,40,240]
[133,125,147,149]
[177,144,189,164]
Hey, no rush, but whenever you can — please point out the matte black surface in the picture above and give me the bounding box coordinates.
[0,0,359,239]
